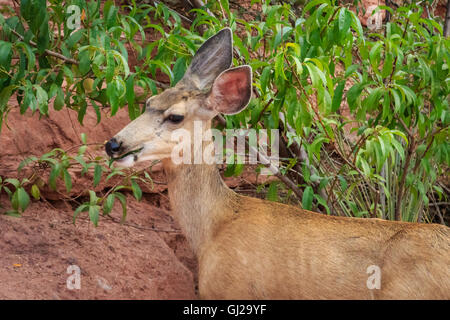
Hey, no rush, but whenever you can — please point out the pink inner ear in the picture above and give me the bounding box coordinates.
[208,67,251,114]
[216,71,248,97]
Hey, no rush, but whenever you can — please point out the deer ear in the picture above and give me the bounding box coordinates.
[205,66,252,115]
[180,28,233,90]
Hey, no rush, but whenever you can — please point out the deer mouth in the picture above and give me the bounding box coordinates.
[110,147,143,167]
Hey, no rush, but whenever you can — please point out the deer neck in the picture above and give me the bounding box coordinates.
[162,123,236,255]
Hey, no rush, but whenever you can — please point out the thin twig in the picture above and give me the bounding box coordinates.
[217,114,304,202]
[429,202,450,207]
[429,192,445,225]
[395,137,415,221]
[255,96,275,124]
[10,28,79,65]
[191,0,215,18]
[152,0,193,23]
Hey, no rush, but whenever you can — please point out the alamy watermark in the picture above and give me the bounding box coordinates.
[366,265,381,290]
[66,5,82,31]
[366,6,384,31]
[67,264,81,290]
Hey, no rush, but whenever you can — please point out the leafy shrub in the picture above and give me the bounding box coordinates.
[0,0,448,225]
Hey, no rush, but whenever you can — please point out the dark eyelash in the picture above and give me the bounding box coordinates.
[165,114,184,124]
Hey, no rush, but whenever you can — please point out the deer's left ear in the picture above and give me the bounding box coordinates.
[205,66,252,115]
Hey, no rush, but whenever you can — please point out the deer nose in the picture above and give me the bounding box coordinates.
[105,138,122,157]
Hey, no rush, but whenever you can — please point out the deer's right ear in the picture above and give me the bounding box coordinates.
[180,28,233,90]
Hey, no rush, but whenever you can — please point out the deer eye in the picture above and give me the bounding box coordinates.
[166,114,184,124]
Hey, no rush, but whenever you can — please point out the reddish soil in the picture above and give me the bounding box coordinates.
[0,193,198,299]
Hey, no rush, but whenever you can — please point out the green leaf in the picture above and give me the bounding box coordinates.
[126,74,137,120]
[90,99,102,124]
[369,42,383,74]
[63,169,72,193]
[17,187,30,212]
[49,163,61,190]
[233,33,250,62]
[172,57,186,86]
[304,62,326,89]
[131,179,142,201]
[331,80,345,112]
[344,64,359,77]
[274,52,286,80]
[15,42,35,71]
[77,100,88,124]
[338,176,348,191]
[390,138,405,162]
[314,194,330,214]
[260,66,272,94]
[349,10,364,39]
[89,205,100,227]
[103,193,115,215]
[66,28,84,49]
[304,0,330,13]
[106,51,115,82]
[107,82,119,116]
[111,50,130,78]
[75,155,88,175]
[93,164,102,187]
[34,85,48,115]
[89,190,98,206]
[0,85,15,115]
[81,133,87,144]
[358,157,372,176]
[54,87,65,110]
[5,178,20,188]
[346,83,365,111]
[2,185,12,197]
[37,16,50,54]
[0,41,12,70]
[267,181,278,202]
[48,83,59,99]
[104,0,118,29]
[18,156,37,172]
[381,52,393,78]
[338,8,351,39]
[31,184,40,200]
[73,204,89,224]
[4,210,21,217]
[302,186,314,211]
[78,50,91,76]
[24,86,38,113]
[11,189,19,210]
[364,87,383,112]
[63,65,74,84]
[114,192,127,222]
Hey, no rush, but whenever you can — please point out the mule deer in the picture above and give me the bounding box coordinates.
[105,29,450,299]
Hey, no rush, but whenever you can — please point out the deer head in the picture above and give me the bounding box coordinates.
[105,28,252,166]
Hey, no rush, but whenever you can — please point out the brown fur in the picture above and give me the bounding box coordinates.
[162,160,450,299]
[109,28,450,300]
[112,82,450,300]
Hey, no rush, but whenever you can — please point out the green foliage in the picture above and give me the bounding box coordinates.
[1,133,153,226]
[0,0,200,127]
[197,0,449,222]
[0,0,448,224]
